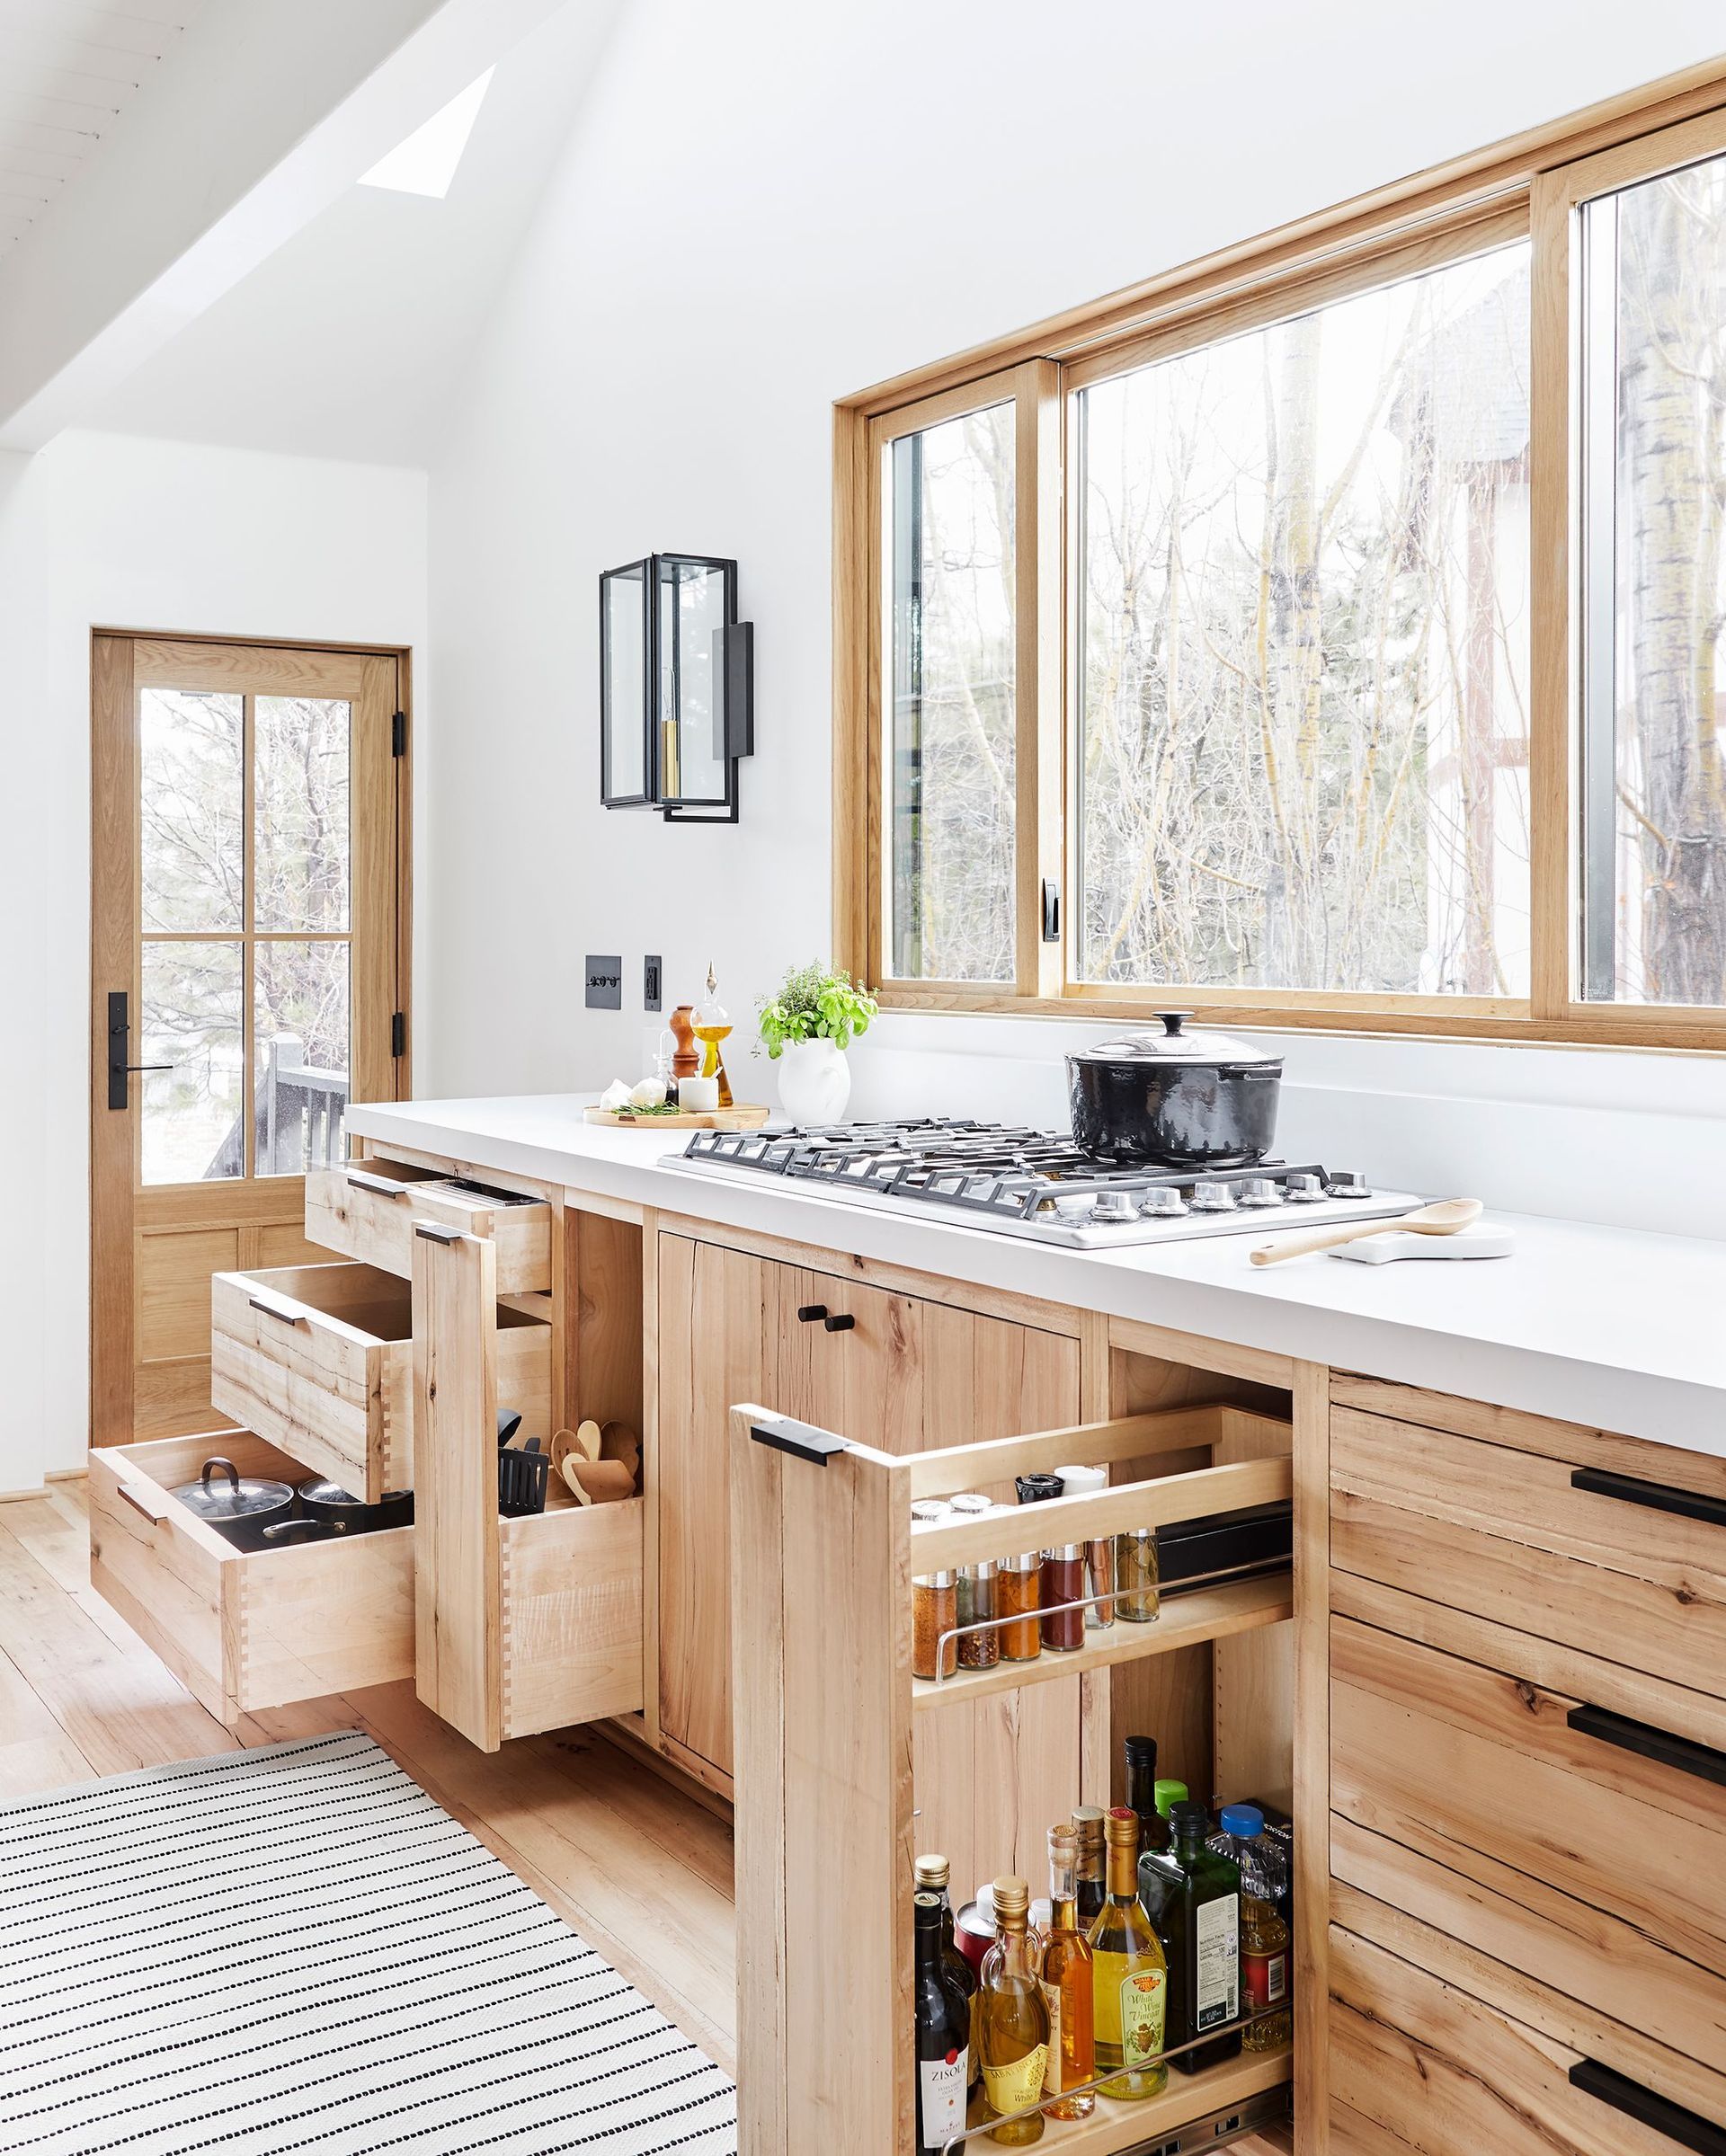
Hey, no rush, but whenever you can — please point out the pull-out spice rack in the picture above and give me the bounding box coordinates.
[729,1393,1298,2154]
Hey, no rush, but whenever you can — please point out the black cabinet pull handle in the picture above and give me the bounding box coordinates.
[1570,2058,1726,2152]
[1571,1465,1726,1530]
[1566,1703,1726,1790]
[823,1312,855,1333]
[796,1304,828,1323]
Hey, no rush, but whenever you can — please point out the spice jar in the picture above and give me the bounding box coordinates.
[1057,1464,1115,1629]
[956,1557,1001,1669]
[999,1551,1042,1661]
[948,1492,994,1517]
[912,1569,958,1680]
[1039,1542,1086,1651]
[1014,1471,1063,1506]
[911,1498,952,1527]
[1115,1526,1161,1621]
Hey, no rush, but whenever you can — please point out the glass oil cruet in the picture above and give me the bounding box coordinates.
[692,963,734,1107]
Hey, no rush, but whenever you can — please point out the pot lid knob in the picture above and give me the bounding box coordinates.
[1156,1011,1194,1037]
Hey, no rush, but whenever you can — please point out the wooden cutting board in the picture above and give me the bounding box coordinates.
[583,1103,771,1131]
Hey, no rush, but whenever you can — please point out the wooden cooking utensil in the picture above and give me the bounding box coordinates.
[564,1458,636,1506]
[1249,1195,1483,1267]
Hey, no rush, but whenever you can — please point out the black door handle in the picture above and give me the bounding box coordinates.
[823,1312,855,1333]
[1570,2058,1726,2152]
[1566,1703,1726,1790]
[106,989,172,1110]
[1571,1465,1726,1530]
[796,1304,828,1323]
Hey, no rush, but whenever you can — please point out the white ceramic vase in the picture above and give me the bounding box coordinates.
[777,1036,852,1126]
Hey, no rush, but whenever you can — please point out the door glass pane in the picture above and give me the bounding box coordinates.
[140,941,244,1184]
[254,941,351,1176]
[254,696,351,931]
[1077,243,1532,995]
[887,403,1017,982]
[1580,155,1726,1006]
[140,690,243,931]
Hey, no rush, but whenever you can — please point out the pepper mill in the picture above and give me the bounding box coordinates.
[667,1004,700,1079]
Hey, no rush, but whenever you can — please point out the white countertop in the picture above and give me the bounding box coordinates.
[346,1093,1726,1459]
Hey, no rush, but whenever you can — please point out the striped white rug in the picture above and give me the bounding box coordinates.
[0,1730,737,2156]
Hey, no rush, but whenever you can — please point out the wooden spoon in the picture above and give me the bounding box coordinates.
[1249,1196,1483,1267]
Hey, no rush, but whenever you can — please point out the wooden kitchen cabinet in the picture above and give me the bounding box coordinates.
[654,1233,1082,1804]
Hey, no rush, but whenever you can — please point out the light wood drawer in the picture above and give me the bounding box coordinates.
[498,1495,645,1742]
[1330,1920,1726,2154]
[1332,1613,1726,2080]
[1330,1389,1726,1699]
[307,1160,552,1292]
[210,1260,549,1502]
[89,1430,414,1726]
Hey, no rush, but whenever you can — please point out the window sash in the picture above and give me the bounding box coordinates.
[838,78,1726,1051]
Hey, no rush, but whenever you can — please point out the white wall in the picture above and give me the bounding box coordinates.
[0,430,427,1491]
[422,0,1726,1201]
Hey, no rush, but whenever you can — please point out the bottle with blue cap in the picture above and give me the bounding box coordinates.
[1209,1804,1291,2052]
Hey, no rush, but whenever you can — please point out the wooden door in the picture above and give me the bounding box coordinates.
[91,634,408,1443]
[655,1235,779,1780]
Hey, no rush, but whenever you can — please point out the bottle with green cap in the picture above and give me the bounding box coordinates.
[1138,1799,1241,2076]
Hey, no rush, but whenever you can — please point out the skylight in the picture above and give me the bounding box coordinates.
[360,68,494,199]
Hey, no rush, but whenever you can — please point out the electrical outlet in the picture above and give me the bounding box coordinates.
[644,954,663,1011]
[584,955,623,1010]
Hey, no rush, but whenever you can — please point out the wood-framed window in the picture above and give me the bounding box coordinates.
[833,64,1726,1050]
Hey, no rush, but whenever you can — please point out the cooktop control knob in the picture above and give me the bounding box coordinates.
[1285,1173,1325,1202]
[1090,1190,1139,1223]
[1189,1182,1237,1211]
[1239,1178,1282,1206]
[1141,1186,1188,1218]
[1329,1170,1374,1198]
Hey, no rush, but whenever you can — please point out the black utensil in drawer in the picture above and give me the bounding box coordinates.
[497,1407,524,1449]
[498,1436,548,1518]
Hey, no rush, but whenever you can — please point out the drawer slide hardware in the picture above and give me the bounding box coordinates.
[1566,1702,1726,1790]
[1569,2058,1726,2153]
[1570,1465,1726,1530]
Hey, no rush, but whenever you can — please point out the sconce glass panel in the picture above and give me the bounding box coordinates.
[600,559,652,805]
[657,555,735,810]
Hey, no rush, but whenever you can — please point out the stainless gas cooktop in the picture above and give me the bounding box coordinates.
[664,1117,1423,1249]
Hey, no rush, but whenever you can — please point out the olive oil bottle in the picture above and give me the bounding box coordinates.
[1085,1806,1168,2099]
[1138,1799,1241,2075]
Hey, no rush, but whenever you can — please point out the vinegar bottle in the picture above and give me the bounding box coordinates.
[1086,1807,1168,2099]
[1038,1827,1095,2121]
[977,1876,1052,2143]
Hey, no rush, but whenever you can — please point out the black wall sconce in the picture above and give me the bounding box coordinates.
[600,553,754,822]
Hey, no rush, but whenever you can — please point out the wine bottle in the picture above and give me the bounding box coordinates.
[914,1851,981,2089]
[1123,1734,1158,1850]
[915,1892,972,2155]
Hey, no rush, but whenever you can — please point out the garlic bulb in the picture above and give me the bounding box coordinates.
[599,1078,633,1113]
[629,1077,668,1108]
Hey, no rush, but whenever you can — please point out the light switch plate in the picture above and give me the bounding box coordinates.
[584,954,623,1010]
[644,954,662,1010]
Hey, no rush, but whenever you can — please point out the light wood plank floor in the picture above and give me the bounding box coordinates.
[0,1478,737,2074]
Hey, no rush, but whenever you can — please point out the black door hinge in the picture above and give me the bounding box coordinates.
[391,1011,405,1058]
[391,711,407,757]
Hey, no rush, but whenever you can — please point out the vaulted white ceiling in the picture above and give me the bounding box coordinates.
[0,0,204,258]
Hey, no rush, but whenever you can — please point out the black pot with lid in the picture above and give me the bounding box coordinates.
[1067,1011,1284,1167]
[296,1477,414,1535]
[171,1457,297,1552]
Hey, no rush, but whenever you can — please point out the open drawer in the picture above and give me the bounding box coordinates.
[210,1260,550,1501]
[307,1158,553,1293]
[88,1429,414,1726]
[411,1224,643,1752]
